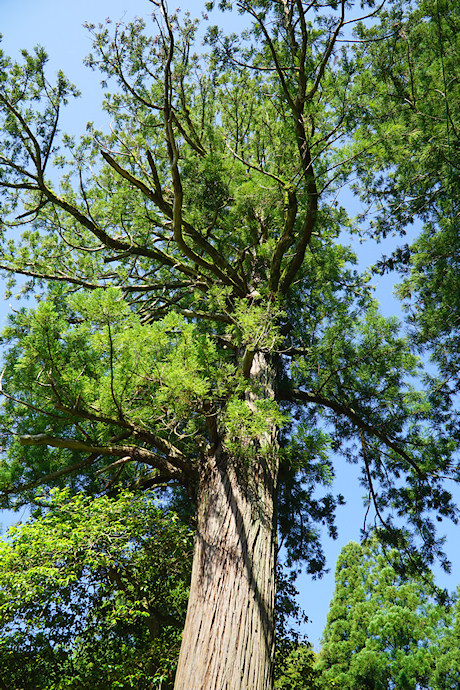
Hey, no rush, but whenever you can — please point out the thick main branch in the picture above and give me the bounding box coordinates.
[19,433,188,482]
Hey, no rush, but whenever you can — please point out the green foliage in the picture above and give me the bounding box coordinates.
[275,643,321,690]
[0,289,235,500]
[224,396,288,458]
[228,297,284,352]
[316,539,454,690]
[351,0,459,236]
[430,587,460,689]
[0,0,459,685]
[351,0,460,410]
[0,489,192,689]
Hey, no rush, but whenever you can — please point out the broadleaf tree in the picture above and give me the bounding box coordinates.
[0,488,313,689]
[0,0,458,688]
[0,489,192,689]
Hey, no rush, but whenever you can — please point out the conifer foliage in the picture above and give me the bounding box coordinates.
[0,0,458,687]
[317,539,454,689]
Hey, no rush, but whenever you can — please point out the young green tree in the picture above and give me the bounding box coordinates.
[275,643,321,690]
[431,587,460,689]
[0,490,192,689]
[0,1,458,688]
[316,539,453,690]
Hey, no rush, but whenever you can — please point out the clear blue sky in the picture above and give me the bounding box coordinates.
[1,0,459,650]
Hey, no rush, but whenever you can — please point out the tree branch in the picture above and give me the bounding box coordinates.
[284,388,425,477]
[101,149,245,293]
[1,454,99,498]
[238,1,296,112]
[52,402,195,477]
[19,433,188,482]
[306,0,346,102]
[269,186,298,292]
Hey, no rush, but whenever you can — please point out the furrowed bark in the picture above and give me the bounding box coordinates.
[174,452,278,690]
[174,353,278,690]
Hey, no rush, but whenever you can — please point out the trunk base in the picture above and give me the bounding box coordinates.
[174,451,277,690]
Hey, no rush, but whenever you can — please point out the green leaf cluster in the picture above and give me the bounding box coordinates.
[0,488,192,689]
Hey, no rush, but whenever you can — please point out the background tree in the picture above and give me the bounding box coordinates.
[273,568,321,689]
[0,0,458,688]
[275,643,321,690]
[0,489,192,689]
[0,487,312,690]
[316,539,454,690]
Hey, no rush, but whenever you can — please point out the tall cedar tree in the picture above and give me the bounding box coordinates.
[317,539,453,689]
[0,0,458,688]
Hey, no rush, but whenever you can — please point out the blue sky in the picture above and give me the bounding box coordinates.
[1,0,459,650]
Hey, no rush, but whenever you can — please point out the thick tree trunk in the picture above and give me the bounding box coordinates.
[174,452,278,690]
[174,353,278,690]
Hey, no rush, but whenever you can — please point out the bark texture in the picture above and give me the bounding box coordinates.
[174,353,278,690]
